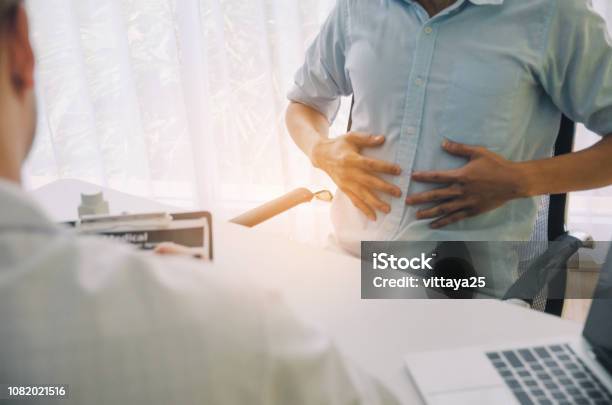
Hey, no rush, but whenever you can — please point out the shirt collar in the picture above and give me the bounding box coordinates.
[0,178,55,229]
[403,0,504,6]
[469,0,504,5]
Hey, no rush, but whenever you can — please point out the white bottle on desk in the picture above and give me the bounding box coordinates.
[78,192,110,218]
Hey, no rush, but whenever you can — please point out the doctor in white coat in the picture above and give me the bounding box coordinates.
[0,1,398,404]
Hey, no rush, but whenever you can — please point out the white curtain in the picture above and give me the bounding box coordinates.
[24,0,346,243]
[23,0,612,242]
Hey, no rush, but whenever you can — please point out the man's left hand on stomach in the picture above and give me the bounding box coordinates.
[406,140,526,229]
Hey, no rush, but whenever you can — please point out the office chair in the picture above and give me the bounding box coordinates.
[510,115,594,316]
[231,103,591,316]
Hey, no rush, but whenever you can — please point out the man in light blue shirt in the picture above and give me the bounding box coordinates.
[286,0,612,261]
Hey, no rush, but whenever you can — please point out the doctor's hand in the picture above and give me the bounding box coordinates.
[311,133,402,221]
[154,243,206,260]
[406,140,526,229]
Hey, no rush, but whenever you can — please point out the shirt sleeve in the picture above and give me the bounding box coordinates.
[287,0,352,124]
[261,291,400,405]
[539,0,612,136]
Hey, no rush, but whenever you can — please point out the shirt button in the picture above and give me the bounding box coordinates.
[415,78,424,87]
[424,27,433,34]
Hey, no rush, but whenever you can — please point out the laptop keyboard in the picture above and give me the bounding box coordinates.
[487,344,612,405]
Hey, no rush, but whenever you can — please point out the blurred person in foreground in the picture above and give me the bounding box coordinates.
[0,1,398,404]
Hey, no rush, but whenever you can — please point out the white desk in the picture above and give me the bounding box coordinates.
[32,179,583,404]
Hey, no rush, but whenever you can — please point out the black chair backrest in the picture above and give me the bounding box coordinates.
[545,115,576,315]
[347,96,355,132]
[548,115,576,240]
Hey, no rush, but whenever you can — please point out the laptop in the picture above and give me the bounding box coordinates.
[406,246,612,405]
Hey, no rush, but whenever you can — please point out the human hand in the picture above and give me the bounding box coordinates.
[406,140,526,228]
[311,133,402,220]
[154,242,206,260]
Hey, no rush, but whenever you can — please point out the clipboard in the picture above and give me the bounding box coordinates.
[65,211,214,260]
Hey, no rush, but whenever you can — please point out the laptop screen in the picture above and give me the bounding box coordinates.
[583,245,612,375]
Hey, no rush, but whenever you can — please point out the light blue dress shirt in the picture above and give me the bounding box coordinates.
[289,0,612,257]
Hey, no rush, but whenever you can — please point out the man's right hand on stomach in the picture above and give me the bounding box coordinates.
[311,132,402,221]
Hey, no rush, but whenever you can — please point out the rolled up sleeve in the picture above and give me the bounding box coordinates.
[540,0,612,136]
[287,0,352,124]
